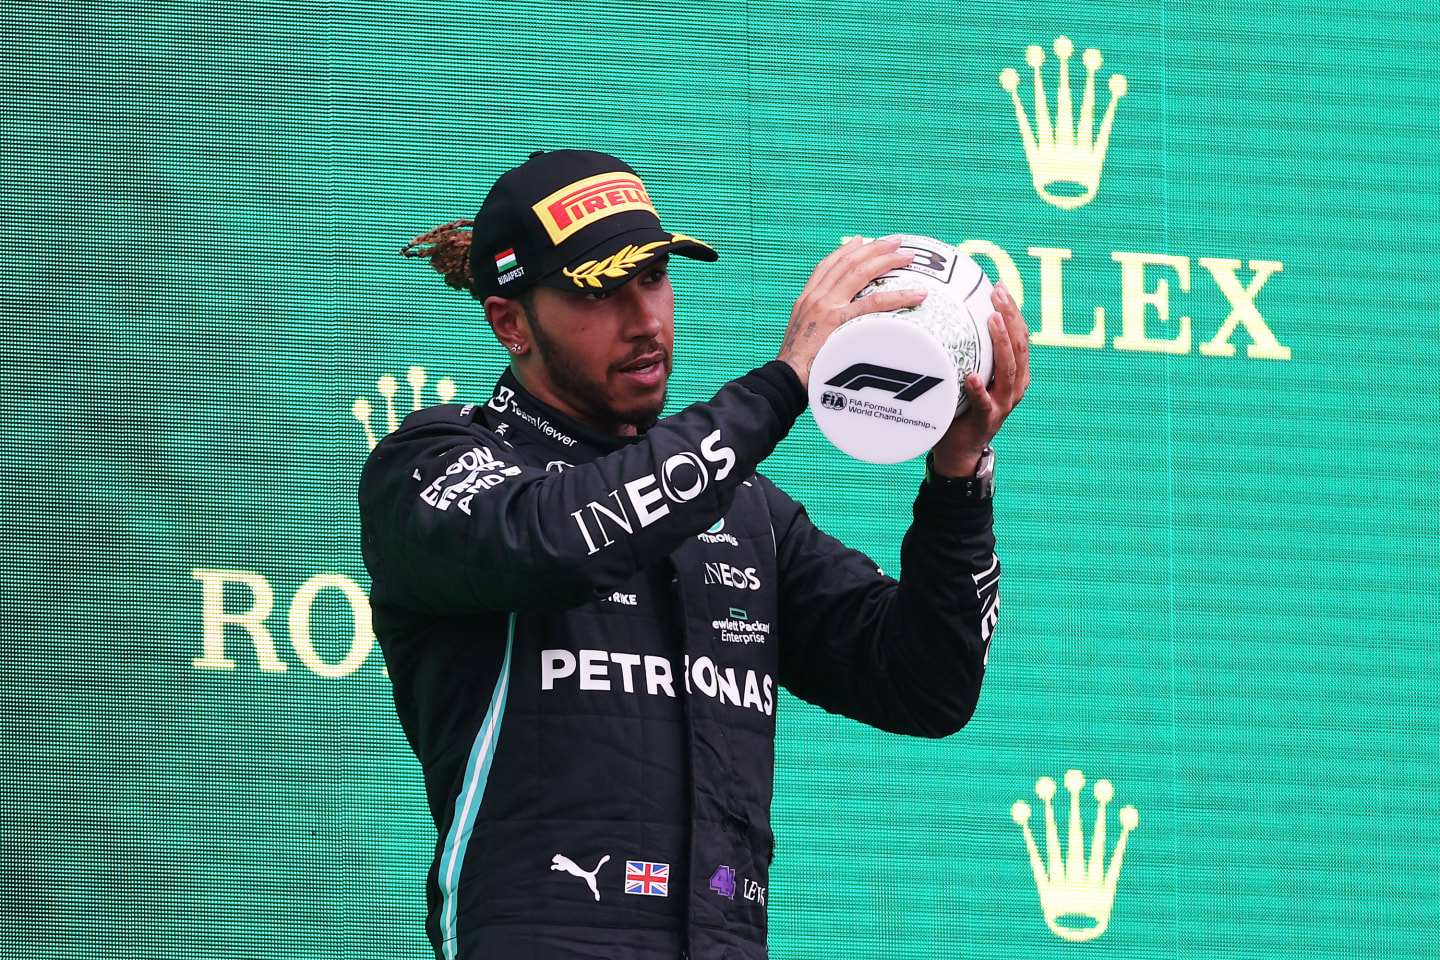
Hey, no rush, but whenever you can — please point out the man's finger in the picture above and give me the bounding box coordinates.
[798,235,865,300]
[811,235,898,288]
[998,285,1031,401]
[991,283,1030,390]
[987,311,1019,411]
[849,287,926,319]
[829,239,912,303]
[793,237,907,320]
[962,372,995,421]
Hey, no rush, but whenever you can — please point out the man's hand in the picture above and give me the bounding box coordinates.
[778,236,927,389]
[930,282,1031,478]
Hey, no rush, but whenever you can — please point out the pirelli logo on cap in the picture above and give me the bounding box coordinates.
[533,173,658,245]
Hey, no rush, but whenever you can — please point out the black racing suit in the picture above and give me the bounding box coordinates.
[358,361,1000,960]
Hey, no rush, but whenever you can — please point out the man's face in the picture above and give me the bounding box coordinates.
[518,259,675,435]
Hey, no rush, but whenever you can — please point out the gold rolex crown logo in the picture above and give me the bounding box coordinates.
[352,365,458,450]
[1000,37,1128,210]
[1011,769,1138,942]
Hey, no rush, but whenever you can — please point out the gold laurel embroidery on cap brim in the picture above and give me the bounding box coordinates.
[563,241,671,289]
[668,232,713,251]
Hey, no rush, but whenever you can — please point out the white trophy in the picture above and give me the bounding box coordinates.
[808,235,996,464]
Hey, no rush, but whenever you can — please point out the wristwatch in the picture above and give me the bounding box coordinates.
[925,446,995,499]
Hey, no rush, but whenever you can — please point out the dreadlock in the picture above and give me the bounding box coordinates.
[401,218,538,330]
[401,219,479,295]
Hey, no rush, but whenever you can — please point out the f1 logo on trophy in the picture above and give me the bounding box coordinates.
[808,235,996,464]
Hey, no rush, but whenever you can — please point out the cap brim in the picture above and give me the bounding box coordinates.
[540,227,718,294]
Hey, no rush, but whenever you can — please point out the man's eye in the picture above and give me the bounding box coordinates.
[582,289,613,302]
[643,266,669,283]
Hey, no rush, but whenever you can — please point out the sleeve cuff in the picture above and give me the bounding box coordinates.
[914,476,996,522]
[740,360,809,423]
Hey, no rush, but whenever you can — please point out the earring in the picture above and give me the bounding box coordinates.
[509,344,523,354]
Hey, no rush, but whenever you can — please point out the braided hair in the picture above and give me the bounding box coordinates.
[401,219,479,295]
[401,218,538,330]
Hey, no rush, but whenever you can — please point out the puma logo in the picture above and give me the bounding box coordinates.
[551,853,610,902]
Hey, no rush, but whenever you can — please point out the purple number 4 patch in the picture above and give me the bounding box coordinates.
[709,865,737,900]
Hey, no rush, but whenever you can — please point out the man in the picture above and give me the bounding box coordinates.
[360,149,1029,960]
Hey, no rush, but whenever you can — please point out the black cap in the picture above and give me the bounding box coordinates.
[470,149,718,299]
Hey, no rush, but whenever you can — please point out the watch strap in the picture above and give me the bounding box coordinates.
[924,446,995,499]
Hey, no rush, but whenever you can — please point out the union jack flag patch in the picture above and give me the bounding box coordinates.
[624,860,669,897]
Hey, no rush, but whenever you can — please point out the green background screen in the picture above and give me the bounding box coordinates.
[4,0,1437,956]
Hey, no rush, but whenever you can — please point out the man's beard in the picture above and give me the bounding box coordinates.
[528,315,668,432]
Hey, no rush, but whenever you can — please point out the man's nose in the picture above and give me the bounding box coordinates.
[617,285,664,338]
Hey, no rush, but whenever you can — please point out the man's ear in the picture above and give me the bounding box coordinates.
[484,296,530,356]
